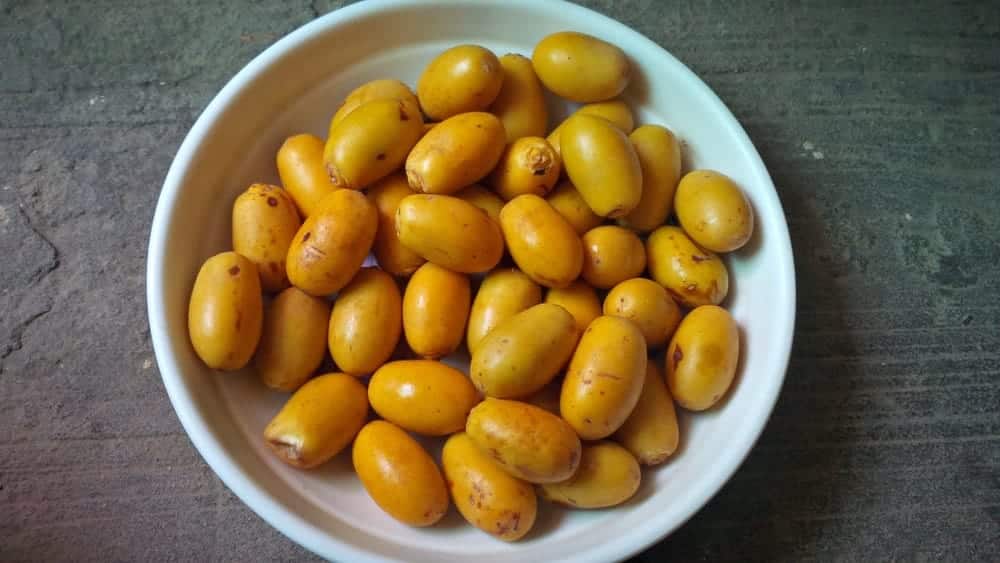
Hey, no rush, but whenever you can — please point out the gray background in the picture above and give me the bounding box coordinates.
[1,0,998,561]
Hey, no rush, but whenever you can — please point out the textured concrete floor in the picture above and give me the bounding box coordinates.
[1,0,999,561]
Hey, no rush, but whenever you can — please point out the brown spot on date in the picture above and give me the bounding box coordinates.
[228,266,240,276]
[673,345,684,367]
[267,197,278,207]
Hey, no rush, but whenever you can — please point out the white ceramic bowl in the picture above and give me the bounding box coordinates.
[146,0,796,560]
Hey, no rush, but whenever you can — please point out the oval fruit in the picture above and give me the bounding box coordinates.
[466,398,581,483]
[580,225,647,289]
[499,194,583,288]
[366,173,426,277]
[395,194,504,273]
[263,373,368,468]
[329,79,419,131]
[352,420,449,527]
[470,303,577,398]
[532,31,630,103]
[546,179,602,235]
[604,277,682,348]
[666,304,740,411]
[614,362,680,465]
[646,225,729,307]
[674,169,755,252]
[324,98,424,190]
[455,184,505,223]
[547,99,634,155]
[328,268,402,376]
[545,280,602,337]
[256,286,330,391]
[489,53,548,141]
[286,189,377,296]
[467,268,541,354]
[488,136,561,201]
[402,262,471,359]
[406,111,507,195]
[539,442,640,509]
[561,315,647,440]
[188,252,263,371]
[368,360,481,436]
[561,114,643,218]
[276,134,339,218]
[417,45,504,120]
[618,125,682,232]
[442,432,537,541]
[231,183,300,291]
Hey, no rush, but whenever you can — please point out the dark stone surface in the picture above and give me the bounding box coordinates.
[1,0,998,561]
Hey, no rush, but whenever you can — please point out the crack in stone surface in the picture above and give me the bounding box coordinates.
[1,194,61,369]
[1,302,54,363]
[19,205,61,286]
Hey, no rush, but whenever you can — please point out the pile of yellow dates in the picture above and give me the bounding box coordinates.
[187,31,754,540]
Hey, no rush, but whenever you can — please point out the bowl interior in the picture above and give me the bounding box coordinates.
[148,1,795,561]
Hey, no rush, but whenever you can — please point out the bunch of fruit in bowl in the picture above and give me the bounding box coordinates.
[186,31,754,541]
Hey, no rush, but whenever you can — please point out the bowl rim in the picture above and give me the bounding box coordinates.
[146,0,797,561]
